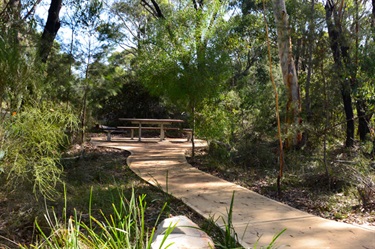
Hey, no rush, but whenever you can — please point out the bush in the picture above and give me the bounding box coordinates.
[0,102,78,200]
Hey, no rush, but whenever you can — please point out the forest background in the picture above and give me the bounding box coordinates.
[0,0,375,246]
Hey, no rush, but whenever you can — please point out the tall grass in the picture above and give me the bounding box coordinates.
[22,187,174,249]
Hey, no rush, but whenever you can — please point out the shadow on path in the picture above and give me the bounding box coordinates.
[92,137,375,249]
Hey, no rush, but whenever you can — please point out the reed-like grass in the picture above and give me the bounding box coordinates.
[22,187,174,249]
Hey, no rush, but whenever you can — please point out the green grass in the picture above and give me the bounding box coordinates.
[20,186,174,249]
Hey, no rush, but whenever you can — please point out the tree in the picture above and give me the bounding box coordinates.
[137,0,232,156]
[325,0,373,147]
[39,0,62,63]
[68,0,104,143]
[273,0,303,148]
[326,0,354,148]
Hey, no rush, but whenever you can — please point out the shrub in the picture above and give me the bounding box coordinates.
[0,102,78,200]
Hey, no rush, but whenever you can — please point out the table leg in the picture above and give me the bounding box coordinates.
[130,129,134,140]
[138,123,142,141]
[160,124,165,141]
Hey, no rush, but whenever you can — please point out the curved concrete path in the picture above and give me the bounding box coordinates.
[92,137,375,249]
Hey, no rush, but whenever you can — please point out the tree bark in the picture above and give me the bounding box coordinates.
[305,0,315,123]
[273,0,302,148]
[356,100,371,141]
[325,0,355,147]
[353,0,371,141]
[372,0,375,28]
[39,0,62,63]
[341,86,355,147]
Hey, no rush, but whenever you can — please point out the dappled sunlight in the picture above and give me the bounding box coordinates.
[93,137,375,249]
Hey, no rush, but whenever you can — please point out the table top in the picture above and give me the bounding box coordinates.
[119,118,184,124]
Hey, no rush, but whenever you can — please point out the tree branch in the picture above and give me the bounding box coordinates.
[23,0,42,21]
[141,0,164,19]
[150,0,164,18]
[192,0,198,10]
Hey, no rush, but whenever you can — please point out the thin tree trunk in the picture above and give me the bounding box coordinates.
[321,61,330,186]
[81,39,92,144]
[353,0,371,141]
[191,105,195,159]
[356,100,370,141]
[342,86,355,147]
[305,0,315,123]
[273,0,302,148]
[294,38,301,75]
[4,0,21,44]
[39,0,62,63]
[264,0,284,197]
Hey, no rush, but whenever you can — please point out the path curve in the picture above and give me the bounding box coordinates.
[92,137,375,249]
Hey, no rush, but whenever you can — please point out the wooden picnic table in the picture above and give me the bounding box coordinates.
[119,118,184,141]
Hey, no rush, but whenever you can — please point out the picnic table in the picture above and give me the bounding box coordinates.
[119,118,184,141]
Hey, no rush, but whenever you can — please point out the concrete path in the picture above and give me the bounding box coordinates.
[92,137,375,249]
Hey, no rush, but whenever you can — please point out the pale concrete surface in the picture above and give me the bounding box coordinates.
[91,137,375,249]
[151,215,214,249]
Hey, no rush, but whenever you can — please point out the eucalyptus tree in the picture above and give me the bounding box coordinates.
[272,0,303,148]
[325,0,355,147]
[324,0,374,147]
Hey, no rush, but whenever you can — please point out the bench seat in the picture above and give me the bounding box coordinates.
[117,126,180,140]
[98,125,190,141]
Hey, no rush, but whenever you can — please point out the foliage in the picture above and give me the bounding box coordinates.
[136,0,232,111]
[0,102,78,200]
[196,91,241,143]
[88,52,169,126]
[0,27,43,112]
[44,50,77,104]
[94,80,168,126]
[22,187,174,249]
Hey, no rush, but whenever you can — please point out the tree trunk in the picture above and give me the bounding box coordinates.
[372,0,375,28]
[341,86,355,147]
[353,0,371,141]
[272,0,302,148]
[325,0,355,147]
[191,105,196,159]
[356,100,371,141]
[305,0,315,123]
[39,0,62,63]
